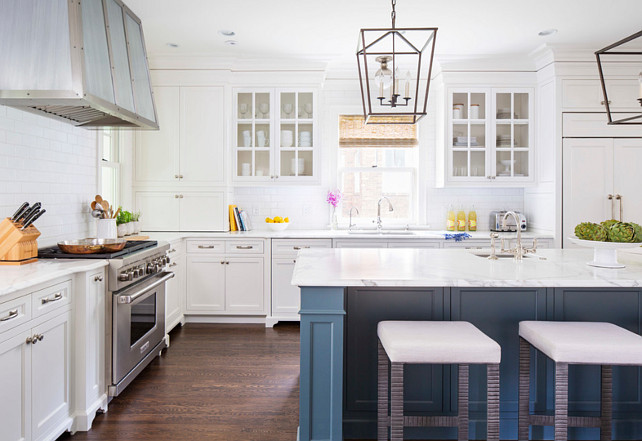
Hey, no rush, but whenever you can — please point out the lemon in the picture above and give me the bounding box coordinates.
[274,216,283,223]
[284,217,289,223]
[265,217,273,223]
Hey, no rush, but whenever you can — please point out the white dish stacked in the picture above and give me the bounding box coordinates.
[453,136,478,146]
[497,135,513,147]
[281,130,294,147]
[299,131,312,147]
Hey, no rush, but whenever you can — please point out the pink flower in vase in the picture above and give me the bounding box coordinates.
[326,189,342,208]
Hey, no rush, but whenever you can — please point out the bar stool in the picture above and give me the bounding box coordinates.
[377,321,501,441]
[519,321,642,441]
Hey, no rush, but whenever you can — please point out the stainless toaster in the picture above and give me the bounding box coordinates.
[489,211,527,232]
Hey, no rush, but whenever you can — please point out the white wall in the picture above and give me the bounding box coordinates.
[0,106,97,247]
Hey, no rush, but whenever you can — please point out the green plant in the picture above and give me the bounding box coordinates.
[116,208,133,226]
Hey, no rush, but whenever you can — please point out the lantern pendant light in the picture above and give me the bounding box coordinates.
[595,30,642,125]
[356,0,437,124]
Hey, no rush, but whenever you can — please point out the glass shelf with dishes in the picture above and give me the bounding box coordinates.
[233,88,318,183]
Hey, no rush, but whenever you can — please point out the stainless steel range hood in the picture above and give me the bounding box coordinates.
[0,0,158,129]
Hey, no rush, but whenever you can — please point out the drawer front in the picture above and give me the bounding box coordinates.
[272,239,332,257]
[0,295,31,335]
[31,280,71,318]
[186,239,226,254]
[225,240,265,254]
[442,240,490,249]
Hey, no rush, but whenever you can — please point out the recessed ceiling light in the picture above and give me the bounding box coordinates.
[166,42,179,48]
[218,30,236,37]
[538,28,558,37]
[224,40,238,46]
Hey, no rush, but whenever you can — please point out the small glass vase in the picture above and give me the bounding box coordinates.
[330,206,338,230]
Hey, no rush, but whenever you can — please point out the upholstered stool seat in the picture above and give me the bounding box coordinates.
[377,321,501,441]
[518,321,642,441]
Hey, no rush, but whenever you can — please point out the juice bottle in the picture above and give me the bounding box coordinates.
[468,205,477,231]
[456,206,467,231]
[446,205,455,231]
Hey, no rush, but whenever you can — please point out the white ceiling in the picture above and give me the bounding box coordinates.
[126,0,642,66]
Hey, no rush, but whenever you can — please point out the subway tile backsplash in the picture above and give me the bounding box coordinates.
[0,106,97,247]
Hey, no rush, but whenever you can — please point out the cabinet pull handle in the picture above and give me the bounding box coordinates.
[0,309,18,322]
[198,245,215,249]
[608,194,614,219]
[168,248,176,253]
[293,246,310,250]
[600,100,612,106]
[94,275,103,282]
[616,194,622,221]
[236,245,253,249]
[293,259,296,263]
[168,262,177,267]
[41,292,63,304]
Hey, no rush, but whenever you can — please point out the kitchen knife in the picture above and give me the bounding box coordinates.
[10,202,30,222]
[21,209,45,230]
[20,202,41,223]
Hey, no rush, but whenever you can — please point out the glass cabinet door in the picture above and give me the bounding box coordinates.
[494,91,530,178]
[277,91,314,178]
[450,91,487,179]
[235,91,272,178]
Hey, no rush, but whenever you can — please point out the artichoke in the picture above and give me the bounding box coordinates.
[575,222,608,241]
[607,222,637,243]
[601,219,619,229]
[628,222,642,242]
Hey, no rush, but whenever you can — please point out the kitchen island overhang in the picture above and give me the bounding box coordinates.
[293,248,642,441]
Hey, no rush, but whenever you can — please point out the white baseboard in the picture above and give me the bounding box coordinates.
[70,394,108,433]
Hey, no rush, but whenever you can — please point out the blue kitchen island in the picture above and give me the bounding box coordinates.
[292,247,642,441]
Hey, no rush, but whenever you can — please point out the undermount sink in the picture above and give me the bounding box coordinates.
[470,251,532,259]
[347,230,416,236]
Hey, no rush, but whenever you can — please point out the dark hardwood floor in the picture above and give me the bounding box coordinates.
[59,323,300,441]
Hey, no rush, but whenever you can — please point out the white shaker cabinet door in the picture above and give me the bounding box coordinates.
[31,310,71,441]
[166,253,185,333]
[179,192,227,232]
[613,139,642,224]
[185,256,226,312]
[179,87,225,185]
[135,86,180,184]
[135,192,181,231]
[562,138,614,248]
[0,329,31,441]
[271,257,300,318]
[225,258,264,313]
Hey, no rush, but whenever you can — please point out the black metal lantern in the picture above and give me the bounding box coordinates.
[356,0,437,124]
[595,30,642,125]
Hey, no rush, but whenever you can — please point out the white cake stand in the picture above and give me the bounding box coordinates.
[568,237,641,268]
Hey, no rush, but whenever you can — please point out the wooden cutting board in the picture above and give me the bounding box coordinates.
[125,235,150,241]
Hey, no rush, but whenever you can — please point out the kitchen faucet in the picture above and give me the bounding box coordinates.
[500,211,536,261]
[349,207,359,231]
[376,197,394,231]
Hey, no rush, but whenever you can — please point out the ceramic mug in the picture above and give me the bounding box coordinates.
[97,218,117,239]
[241,163,251,176]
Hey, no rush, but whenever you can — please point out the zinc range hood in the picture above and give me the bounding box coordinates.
[0,0,158,129]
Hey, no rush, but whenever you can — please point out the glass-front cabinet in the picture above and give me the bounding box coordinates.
[233,88,317,183]
[443,87,534,186]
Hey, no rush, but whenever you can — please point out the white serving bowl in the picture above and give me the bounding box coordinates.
[568,236,641,268]
[267,222,289,231]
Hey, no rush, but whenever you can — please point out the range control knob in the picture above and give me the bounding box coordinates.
[165,255,171,265]
[137,267,145,277]
[146,263,154,274]
[118,271,129,282]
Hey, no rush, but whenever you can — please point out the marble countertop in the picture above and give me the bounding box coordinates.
[291,248,642,288]
[144,229,553,242]
[0,259,108,299]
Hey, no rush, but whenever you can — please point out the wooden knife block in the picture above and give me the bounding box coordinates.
[0,217,40,265]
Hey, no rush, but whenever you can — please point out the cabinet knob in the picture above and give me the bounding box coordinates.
[175,175,180,179]
[175,194,180,198]
[180,195,184,199]
[94,275,103,282]
[179,175,184,179]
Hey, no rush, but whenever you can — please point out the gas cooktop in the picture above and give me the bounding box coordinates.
[38,240,158,259]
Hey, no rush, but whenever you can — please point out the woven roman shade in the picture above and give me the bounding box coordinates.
[339,115,418,148]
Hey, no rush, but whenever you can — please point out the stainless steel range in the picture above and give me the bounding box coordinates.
[40,240,174,397]
[106,242,174,397]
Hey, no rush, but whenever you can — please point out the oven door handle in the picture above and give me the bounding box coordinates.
[117,272,175,304]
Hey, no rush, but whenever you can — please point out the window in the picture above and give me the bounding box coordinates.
[100,129,120,207]
[338,116,418,224]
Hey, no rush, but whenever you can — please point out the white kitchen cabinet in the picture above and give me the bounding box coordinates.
[135,191,228,232]
[562,79,641,111]
[165,240,185,333]
[225,258,264,312]
[269,239,332,325]
[0,327,31,441]
[232,88,318,184]
[31,310,71,441]
[562,137,642,248]
[387,241,441,248]
[185,239,267,315]
[333,239,388,248]
[135,86,225,186]
[439,87,534,187]
[185,255,226,312]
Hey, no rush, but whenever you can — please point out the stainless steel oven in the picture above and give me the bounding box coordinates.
[111,271,173,395]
